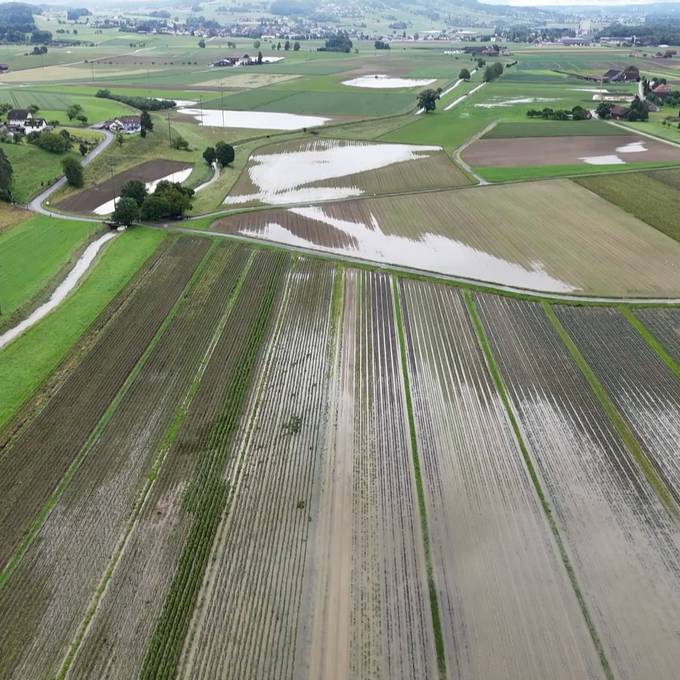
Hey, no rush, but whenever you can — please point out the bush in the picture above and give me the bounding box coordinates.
[120,179,148,206]
[31,130,71,154]
[111,197,139,226]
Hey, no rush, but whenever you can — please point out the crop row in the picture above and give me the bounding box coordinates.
[181,259,338,679]
[139,250,289,679]
[0,243,253,680]
[396,279,604,679]
[0,237,209,572]
[475,294,680,679]
[555,306,680,505]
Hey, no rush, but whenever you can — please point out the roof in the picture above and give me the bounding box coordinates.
[7,109,30,120]
[114,116,141,125]
[610,104,629,116]
[652,84,671,94]
[602,69,623,79]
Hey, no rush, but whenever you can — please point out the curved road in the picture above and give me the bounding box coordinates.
[28,129,114,222]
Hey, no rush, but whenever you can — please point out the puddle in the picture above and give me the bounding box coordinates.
[342,74,436,89]
[225,139,441,205]
[0,233,117,350]
[93,168,193,215]
[580,154,626,165]
[616,141,646,153]
[178,107,330,130]
[238,205,575,293]
[475,96,557,108]
[572,88,609,93]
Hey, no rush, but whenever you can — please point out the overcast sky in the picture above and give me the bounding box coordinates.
[480,0,672,5]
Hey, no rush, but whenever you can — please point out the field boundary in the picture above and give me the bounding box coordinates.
[465,291,615,680]
[0,236,211,592]
[543,302,679,519]
[620,307,680,383]
[391,275,447,680]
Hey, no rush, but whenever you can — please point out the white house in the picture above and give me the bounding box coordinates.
[7,109,48,133]
[106,115,142,133]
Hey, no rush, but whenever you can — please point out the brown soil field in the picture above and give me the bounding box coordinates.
[462,134,680,167]
[56,160,192,214]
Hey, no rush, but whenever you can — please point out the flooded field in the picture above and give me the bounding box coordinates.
[225,138,467,206]
[178,107,331,130]
[462,134,680,167]
[342,75,436,89]
[215,180,680,296]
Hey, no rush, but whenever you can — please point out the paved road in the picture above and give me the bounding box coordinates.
[27,129,114,222]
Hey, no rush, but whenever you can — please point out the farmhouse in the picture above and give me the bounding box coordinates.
[609,104,630,120]
[7,109,47,133]
[601,66,640,82]
[652,83,672,97]
[104,115,141,133]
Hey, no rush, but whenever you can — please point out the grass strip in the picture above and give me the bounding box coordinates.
[390,275,446,680]
[619,306,680,383]
[465,291,614,680]
[140,253,286,679]
[56,247,254,680]
[543,302,679,520]
[0,238,214,593]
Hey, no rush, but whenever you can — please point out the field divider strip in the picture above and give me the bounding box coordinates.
[619,306,680,383]
[465,291,614,680]
[56,247,255,680]
[179,255,296,671]
[0,237,212,594]
[390,275,447,680]
[543,301,679,520]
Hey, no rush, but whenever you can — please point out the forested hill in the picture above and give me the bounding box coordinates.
[0,3,37,41]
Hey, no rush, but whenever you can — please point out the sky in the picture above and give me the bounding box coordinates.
[480,0,674,5]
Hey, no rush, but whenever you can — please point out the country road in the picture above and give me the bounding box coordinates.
[27,128,114,221]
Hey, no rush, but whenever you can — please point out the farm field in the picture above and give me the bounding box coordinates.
[462,134,680,168]
[224,138,469,206]
[475,294,680,679]
[575,168,680,243]
[483,120,629,138]
[213,180,680,296]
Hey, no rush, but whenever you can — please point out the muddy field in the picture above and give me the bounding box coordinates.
[462,134,680,167]
[56,160,192,214]
[213,180,680,296]
[225,138,468,207]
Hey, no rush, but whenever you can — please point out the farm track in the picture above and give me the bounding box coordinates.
[0,241,246,679]
[555,307,680,507]
[138,250,289,679]
[181,259,338,679]
[0,237,207,573]
[397,280,604,679]
[476,294,680,680]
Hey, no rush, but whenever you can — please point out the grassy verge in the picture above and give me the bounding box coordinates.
[466,291,614,680]
[543,302,678,519]
[390,275,446,680]
[0,228,164,430]
[620,307,680,382]
[0,214,101,322]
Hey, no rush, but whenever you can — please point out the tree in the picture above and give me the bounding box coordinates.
[203,146,217,165]
[284,40,290,51]
[459,68,471,80]
[111,197,139,226]
[215,141,235,166]
[293,41,300,51]
[483,62,504,83]
[120,179,148,206]
[66,103,84,121]
[477,58,485,68]
[257,50,263,64]
[198,39,206,48]
[62,157,83,187]
[0,148,13,202]
[417,89,439,113]
[116,132,124,147]
[140,109,153,133]
[140,195,170,221]
[76,113,88,124]
[596,101,612,119]
[79,142,88,156]
[374,39,390,50]
[28,104,39,114]
[253,40,261,49]
[277,42,282,50]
